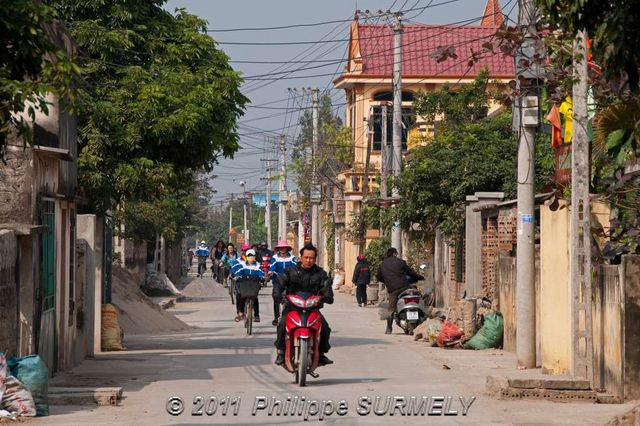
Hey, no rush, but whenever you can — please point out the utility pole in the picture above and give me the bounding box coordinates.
[278,134,287,242]
[380,102,389,201]
[239,181,248,244]
[261,151,277,248]
[515,0,541,369]
[570,30,593,381]
[391,13,403,256]
[311,88,321,247]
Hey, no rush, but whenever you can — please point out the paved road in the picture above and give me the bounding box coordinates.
[36,275,634,425]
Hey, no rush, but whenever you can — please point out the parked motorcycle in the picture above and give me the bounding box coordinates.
[281,292,324,387]
[395,264,434,335]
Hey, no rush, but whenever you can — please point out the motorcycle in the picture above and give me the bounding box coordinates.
[395,264,434,335]
[281,292,324,387]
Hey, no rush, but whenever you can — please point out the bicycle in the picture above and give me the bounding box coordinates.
[238,278,262,336]
[197,259,207,278]
[227,274,235,305]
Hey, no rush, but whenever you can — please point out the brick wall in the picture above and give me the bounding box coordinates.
[480,207,517,301]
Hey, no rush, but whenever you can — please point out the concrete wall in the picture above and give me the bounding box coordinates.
[622,256,640,400]
[77,214,103,357]
[0,146,35,223]
[0,230,18,356]
[540,200,571,375]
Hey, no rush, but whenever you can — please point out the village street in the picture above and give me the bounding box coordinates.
[32,272,634,426]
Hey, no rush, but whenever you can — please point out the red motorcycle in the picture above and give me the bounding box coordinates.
[282,292,323,387]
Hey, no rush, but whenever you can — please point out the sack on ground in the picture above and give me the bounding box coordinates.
[1,374,36,417]
[413,318,441,342]
[378,301,391,320]
[0,353,7,404]
[7,355,48,416]
[463,312,504,350]
[426,321,443,345]
[102,303,125,351]
[437,319,464,347]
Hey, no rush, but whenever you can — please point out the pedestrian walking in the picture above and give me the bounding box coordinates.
[352,254,371,307]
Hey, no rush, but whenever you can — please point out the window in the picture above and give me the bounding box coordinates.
[373,91,414,102]
[371,106,413,151]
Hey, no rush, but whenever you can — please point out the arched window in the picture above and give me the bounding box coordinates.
[372,91,414,102]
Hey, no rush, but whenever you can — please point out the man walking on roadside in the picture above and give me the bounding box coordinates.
[352,254,371,307]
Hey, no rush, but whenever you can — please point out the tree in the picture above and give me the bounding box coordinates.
[55,1,247,240]
[292,93,353,210]
[538,0,640,92]
[1,1,78,159]
[397,72,554,239]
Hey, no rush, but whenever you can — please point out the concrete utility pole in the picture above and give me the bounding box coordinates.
[239,181,248,243]
[261,152,277,248]
[311,88,321,246]
[278,134,287,241]
[380,102,389,201]
[570,31,593,381]
[391,13,403,256]
[515,0,541,369]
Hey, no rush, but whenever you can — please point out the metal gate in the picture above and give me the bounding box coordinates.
[38,199,56,374]
[103,216,113,304]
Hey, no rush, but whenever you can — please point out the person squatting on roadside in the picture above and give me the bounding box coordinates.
[268,240,298,326]
[376,247,424,334]
[230,249,264,322]
[274,244,334,366]
[352,254,371,307]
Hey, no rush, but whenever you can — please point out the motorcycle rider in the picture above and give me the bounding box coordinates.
[268,240,298,326]
[274,244,333,366]
[376,247,424,334]
[230,249,264,322]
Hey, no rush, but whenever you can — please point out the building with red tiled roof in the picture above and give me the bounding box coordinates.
[331,0,514,276]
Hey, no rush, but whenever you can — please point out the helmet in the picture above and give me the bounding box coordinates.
[246,249,256,256]
[200,240,206,245]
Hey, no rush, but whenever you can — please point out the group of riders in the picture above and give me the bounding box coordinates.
[191,239,334,367]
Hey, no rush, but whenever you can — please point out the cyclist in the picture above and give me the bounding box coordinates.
[211,240,225,282]
[195,241,210,278]
[268,240,298,326]
[230,249,265,322]
[220,243,239,287]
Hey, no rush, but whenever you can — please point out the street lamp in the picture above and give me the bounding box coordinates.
[239,181,248,243]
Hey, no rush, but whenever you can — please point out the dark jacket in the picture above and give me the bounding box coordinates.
[376,255,424,294]
[276,264,334,304]
[352,257,371,286]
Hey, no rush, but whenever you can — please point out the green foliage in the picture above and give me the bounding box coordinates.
[292,93,353,208]
[363,236,391,279]
[397,111,520,238]
[538,0,640,92]
[56,0,247,240]
[413,68,491,126]
[0,1,79,159]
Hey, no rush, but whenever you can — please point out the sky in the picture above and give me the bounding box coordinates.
[163,0,516,203]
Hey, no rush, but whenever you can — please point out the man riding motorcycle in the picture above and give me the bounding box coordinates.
[274,244,333,366]
[376,247,424,334]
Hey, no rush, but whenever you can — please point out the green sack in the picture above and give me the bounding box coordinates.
[463,312,504,350]
[8,355,49,416]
